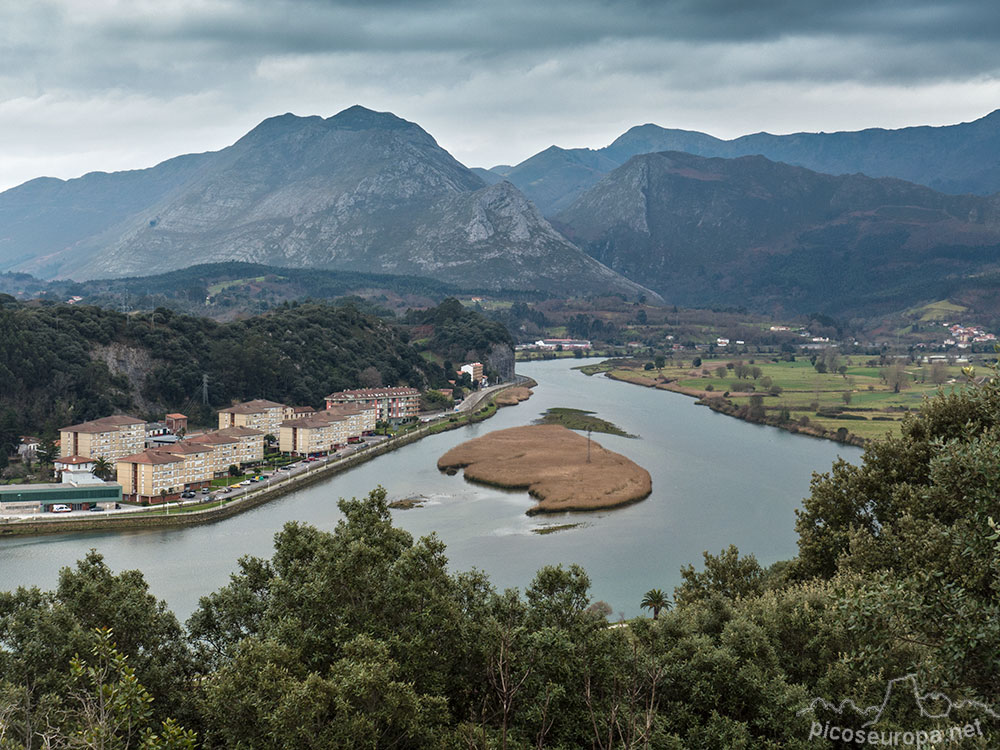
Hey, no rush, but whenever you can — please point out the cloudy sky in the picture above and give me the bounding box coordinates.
[1,0,999,192]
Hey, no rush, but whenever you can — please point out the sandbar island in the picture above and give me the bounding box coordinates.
[437,424,651,514]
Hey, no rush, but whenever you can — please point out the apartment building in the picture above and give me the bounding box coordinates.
[188,426,265,472]
[116,451,186,503]
[155,442,213,487]
[326,403,377,436]
[279,412,349,456]
[283,405,315,421]
[324,386,420,424]
[217,399,287,437]
[184,431,240,476]
[60,415,146,463]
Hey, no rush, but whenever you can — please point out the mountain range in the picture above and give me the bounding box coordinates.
[0,106,651,299]
[4,105,1000,317]
[555,150,1000,316]
[493,110,1000,216]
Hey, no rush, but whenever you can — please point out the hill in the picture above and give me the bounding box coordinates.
[0,107,651,300]
[553,151,1000,317]
[0,296,510,461]
[497,110,1000,215]
[0,262,543,320]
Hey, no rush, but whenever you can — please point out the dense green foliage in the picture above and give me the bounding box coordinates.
[0,297,440,459]
[403,298,515,379]
[4,376,1000,746]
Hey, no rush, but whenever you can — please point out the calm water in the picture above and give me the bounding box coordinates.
[0,358,862,619]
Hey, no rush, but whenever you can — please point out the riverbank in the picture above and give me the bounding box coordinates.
[578,357,951,446]
[437,424,652,514]
[0,378,537,537]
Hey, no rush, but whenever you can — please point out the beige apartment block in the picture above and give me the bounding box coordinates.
[184,432,240,476]
[279,413,349,456]
[283,405,315,421]
[324,386,420,423]
[116,451,185,503]
[217,399,287,437]
[214,426,265,465]
[325,403,377,436]
[155,442,213,485]
[60,415,147,463]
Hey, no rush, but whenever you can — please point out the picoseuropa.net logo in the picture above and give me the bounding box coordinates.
[798,674,998,746]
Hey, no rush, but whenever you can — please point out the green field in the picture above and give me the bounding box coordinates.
[594,356,969,441]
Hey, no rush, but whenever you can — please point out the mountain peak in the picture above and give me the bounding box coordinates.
[327,105,416,131]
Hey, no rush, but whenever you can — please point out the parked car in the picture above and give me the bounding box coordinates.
[50,504,71,513]
[89,505,105,512]
[201,487,211,494]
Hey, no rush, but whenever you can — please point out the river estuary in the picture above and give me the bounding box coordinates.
[0,358,863,619]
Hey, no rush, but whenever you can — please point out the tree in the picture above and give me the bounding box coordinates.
[930,361,949,385]
[639,589,670,620]
[66,628,197,750]
[228,464,240,477]
[841,390,852,406]
[691,357,702,368]
[358,366,382,388]
[36,437,59,466]
[675,546,765,605]
[263,434,277,450]
[92,456,115,481]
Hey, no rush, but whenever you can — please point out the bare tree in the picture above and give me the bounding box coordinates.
[358,366,383,388]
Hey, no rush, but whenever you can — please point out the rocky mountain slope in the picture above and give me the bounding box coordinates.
[0,106,651,299]
[495,110,1000,215]
[554,151,1000,316]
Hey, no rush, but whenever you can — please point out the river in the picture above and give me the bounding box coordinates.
[0,358,863,619]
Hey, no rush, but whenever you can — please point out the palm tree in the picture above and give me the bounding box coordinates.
[92,456,114,481]
[640,589,671,620]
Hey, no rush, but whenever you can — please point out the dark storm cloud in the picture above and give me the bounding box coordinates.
[1,0,999,191]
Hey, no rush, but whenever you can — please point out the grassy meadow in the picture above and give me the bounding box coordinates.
[582,355,970,441]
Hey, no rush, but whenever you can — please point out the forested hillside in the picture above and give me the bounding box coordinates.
[0,297,458,462]
[403,298,516,381]
[3,373,1000,746]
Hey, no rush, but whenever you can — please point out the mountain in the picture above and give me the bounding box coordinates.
[470,167,504,185]
[0,106,651,299]
[485,146,620,216]
[501,110,1000,216]
[554,151,1000,317]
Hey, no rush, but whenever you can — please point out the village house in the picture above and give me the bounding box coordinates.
[53,456,105,484]
[164,413,188,433]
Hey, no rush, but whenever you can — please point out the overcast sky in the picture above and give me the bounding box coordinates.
[1,0,999,192]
